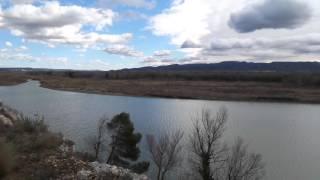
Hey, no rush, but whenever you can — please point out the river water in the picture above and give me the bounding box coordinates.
[0,80,319,179]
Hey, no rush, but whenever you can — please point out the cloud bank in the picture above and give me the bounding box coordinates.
[179,33,320,64]
[0,1,132,48]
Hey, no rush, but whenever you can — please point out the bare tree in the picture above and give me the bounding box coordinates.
[224,137,265,180]
[87,116,109,161]
[189,107,228,180]
[147,130,184,180]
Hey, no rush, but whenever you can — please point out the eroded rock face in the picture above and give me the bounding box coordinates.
[77,162,148,180]
[0,102,19,128]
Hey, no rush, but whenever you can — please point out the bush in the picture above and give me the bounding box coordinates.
[5,115,63,153]
[15,115,48,134]
[0,138,15,178]
[30,133,63,152]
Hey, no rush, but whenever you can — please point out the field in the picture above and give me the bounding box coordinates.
[1,71,320,103]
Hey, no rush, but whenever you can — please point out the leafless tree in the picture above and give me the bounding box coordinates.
[224,137,265,180]
[87,116,109,161]
[146,130,184,180]
[189,107,228,180]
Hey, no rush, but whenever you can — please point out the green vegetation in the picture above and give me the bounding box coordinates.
[87,109,265,180]
[88,112,150,174]
[106,113,149,173]
[0,115,70,179]
[0,104,266,180]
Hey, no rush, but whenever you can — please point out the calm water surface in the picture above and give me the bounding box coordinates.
[0,81,320,180]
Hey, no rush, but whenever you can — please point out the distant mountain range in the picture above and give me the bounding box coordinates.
[125,61,320,72]
[2,61,320,73]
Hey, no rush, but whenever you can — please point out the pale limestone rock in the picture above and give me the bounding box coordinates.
[0,114,13,127]
[77,170,93,180]
[87,161,148,180]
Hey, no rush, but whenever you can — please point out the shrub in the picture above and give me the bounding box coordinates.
[74,152,96,162]
[30,133,63,151]
[16,115,48,134]
[5,115,63,153]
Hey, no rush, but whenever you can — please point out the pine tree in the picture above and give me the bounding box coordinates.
[106,112,149,173]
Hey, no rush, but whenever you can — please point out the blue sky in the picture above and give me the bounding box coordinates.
[0,0,320,70]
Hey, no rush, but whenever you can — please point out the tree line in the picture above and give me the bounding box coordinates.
[87,107,265,180]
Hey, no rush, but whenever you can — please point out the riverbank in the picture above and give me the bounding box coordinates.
[1,72,320,103]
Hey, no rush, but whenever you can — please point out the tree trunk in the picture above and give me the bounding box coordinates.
[94,142,100,160]
[160,170,167,180]
[157,167,162,180]
[201,155,211,180]
[107,146,114,164]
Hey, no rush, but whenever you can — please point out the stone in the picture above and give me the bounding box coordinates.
[87,161,148,180]
[0,114,14,127]
[0,103,18,127]
[77,170,94,180]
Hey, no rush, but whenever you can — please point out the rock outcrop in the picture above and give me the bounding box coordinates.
[0,102,19,127]
[0,102,149,180]
[77,162,148,180]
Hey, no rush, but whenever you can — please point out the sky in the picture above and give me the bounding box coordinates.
[0,0,319,70]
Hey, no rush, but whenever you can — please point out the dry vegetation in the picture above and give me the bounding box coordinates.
[1,71,320,103]
[0,114,92,180]
[34,75,320,103]
[0,72,29,85]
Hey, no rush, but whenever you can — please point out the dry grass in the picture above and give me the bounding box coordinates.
[36,75,320,103]
[0,72,29,85]
[1,72,320,103]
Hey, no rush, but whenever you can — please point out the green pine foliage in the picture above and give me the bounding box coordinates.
[106,112,149,173]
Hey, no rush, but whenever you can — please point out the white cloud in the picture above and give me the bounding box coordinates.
[97,0,155,9]
[0,47,68,65]
[149,0,320,64]
[104,45,144,57]
[153,50,171,58]
[0,1,132,48]
[5,41,12,47]
[140,50,175,66]
[149,0,212,45]
[141,55,174,66]
[180,33,320,63]
[150,0,317,46]
[19,45,28,50]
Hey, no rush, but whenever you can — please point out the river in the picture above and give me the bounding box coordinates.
[0,80,319,180]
